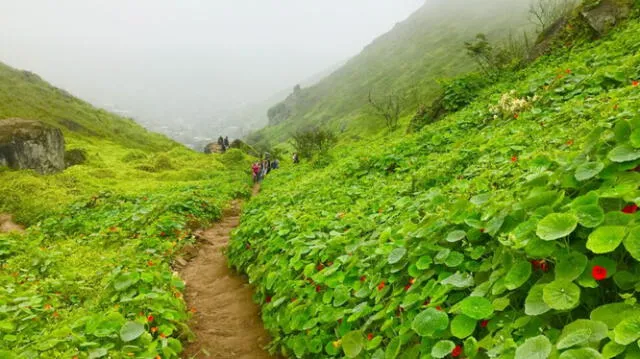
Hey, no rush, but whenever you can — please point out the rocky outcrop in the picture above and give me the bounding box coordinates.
[581,0,631,35]
[0,118,65,174]
[204,143,225,154]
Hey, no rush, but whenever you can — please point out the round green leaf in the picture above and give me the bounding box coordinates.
[459,296,494,320]
[614,317,640,345]
[445,251,465,267]
[411,308,449,337]
[574,205,605,228]
[590,303,640,329]
[525,284,551,316]
[558,348,603,359]
[514,335,552,359]
[608,144,640,162]
[451,315,476,339]
[586,226,626,254]
[623,225,640,261]
[536,213,578,241]
[446,230,466,243]
[557,319,608,349]
[575,162,604,181]
[431,340,456,359]
[602,341,626,359]
[555,251,588,281]
[388,247,407,264]
[505,260,532,290]
[342,330,364,358]
[542,280,580,310]
[119,321,145,342]
[416,256,432,270]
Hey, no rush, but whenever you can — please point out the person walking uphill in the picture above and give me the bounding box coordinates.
[252,162,260,184]
[224,136,230,149]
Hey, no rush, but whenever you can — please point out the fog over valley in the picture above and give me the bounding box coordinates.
[0,0,424,149]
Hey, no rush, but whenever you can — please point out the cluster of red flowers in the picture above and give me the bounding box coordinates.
[622,204,639,214]
[531,259,549,272]
[592,265,607,281]
[633,80,639,87]
[452,344,463,357]
[377,281,386,291]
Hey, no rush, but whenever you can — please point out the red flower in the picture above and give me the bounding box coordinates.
[147,315,154,322]
[315,285,322,293]
[592,266,607,281]
[511,156,518,163]
[265,296,272,303]
[159,333,167,339]
[316,264,325,271]
[404,284,412,291]
[147,260,154,267]
[452,345,463,357]
[514,113,519,119]
[360,276,366,282]
[540,261,549,272]
[566,139,574,146]
[480,320,489,328]
[622,204,639,214]
[409,278,416,285]
[436,306,443,311]
[367,333,374,341]
[633,80,639,87]
[377,281,386,291]
[151,326,158,333]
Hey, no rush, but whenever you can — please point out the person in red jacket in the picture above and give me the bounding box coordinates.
[252,162,260,183]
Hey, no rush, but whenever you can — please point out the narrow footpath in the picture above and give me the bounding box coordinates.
[180,185,273,359]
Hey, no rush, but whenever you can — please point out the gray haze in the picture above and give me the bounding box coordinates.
[0,0,423,144]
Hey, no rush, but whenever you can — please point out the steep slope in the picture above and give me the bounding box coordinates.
[250,0,532,146]
[0,62,172,151]
[229,12,640,359]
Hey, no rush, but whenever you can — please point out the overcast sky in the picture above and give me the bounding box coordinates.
[0,0,424,128]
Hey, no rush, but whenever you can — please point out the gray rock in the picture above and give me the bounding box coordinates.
[581,0,631,35]
[0,118,65,174]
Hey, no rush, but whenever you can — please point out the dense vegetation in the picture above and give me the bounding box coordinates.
[228,11,640,359]
[0,62,254,357]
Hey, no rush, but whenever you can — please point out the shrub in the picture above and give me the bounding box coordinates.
[291,128,337,159]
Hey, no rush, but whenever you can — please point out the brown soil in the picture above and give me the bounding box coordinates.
[180,186,274,359]
[0,214,24,233]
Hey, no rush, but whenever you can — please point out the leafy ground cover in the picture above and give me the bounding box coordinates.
[0,165,252,358]
[228,17,640,359]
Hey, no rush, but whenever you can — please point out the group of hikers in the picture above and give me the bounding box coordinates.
[252,157,279,183]
[251,152,299,183]
[217,136,230,152]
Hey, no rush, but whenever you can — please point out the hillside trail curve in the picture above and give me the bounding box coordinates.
[180,184,274,359]
[0,213,24,233]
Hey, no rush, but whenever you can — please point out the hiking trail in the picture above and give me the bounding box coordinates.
[0,213,24,233]
[180,184,273,359]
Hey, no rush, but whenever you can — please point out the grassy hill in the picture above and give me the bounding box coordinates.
[249,0,532,148]
[0,62,254,357]
[228,5,640,359]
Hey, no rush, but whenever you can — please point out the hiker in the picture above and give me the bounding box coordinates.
[223,136,230,149]
[261,160,269,179]
[252,162,260,183]
[292,153,299,164]
[271,159,280,170]
[217,136,224,147]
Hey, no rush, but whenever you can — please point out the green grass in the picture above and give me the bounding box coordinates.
[250,0,532,147]
[228,16,640,359]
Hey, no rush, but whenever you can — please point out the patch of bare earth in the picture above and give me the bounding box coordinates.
[179,194,274,359]
[0,214,24,233]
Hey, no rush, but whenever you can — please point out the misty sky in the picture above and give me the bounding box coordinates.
[0,0,424,129]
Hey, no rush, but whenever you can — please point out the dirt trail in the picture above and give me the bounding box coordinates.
[0,214,24,233]
[180,186,273,359]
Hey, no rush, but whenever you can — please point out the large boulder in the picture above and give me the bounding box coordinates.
[581,0,632,35]
[0,118,65,174]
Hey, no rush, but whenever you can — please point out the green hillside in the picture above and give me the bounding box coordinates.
[228,5,640,359]
[0,62,254,357]
[249,0,532,147]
